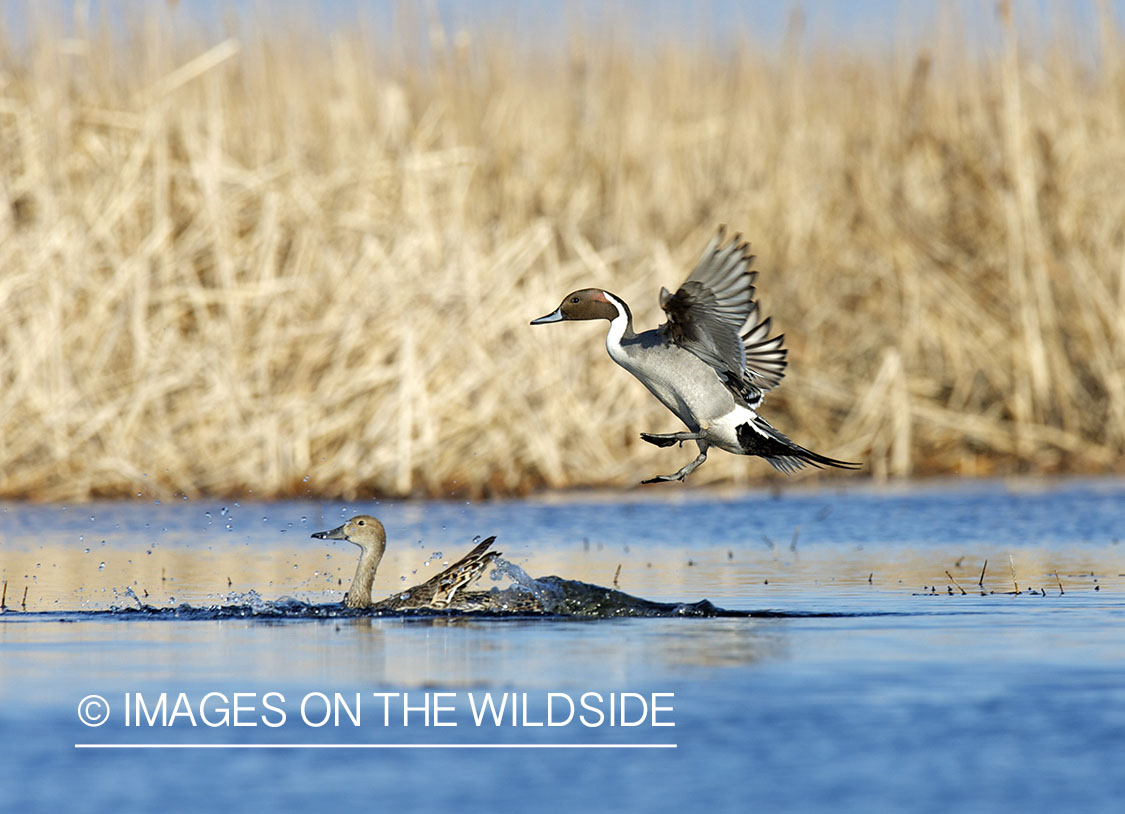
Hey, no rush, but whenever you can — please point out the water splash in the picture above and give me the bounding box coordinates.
[222,589,275,614]
[110,586,145,611]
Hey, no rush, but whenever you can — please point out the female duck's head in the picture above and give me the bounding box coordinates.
[311,515,386,554]
[311,515,387,608]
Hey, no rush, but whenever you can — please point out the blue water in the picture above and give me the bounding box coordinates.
[2,479,1125,812]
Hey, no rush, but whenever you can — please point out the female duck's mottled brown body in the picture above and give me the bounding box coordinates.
[311,515,501,610]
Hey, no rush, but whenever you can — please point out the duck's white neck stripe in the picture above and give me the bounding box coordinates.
[603,292,630,355]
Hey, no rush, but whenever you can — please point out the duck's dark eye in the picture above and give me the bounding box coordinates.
[357,520,365,526]
[570,297,580,304]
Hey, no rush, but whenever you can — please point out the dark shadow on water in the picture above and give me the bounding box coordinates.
[3,578,750,621]
[0,605,937,622]
[0,577,956,623]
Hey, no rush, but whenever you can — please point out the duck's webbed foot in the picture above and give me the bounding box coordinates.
[640,431,705,448]
[641,446,709,484]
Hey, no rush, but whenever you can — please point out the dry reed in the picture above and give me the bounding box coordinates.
[1,4,1123,500]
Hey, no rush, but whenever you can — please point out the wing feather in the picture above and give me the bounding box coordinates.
[740,302,787,391]
[660,227,787,393]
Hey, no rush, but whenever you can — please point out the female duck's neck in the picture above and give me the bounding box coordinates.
[346,547,382,608]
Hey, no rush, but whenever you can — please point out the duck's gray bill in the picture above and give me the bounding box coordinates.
[311,523,347,540]
[530,309,564,325]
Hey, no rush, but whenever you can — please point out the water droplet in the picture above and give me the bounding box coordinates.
[84,548,90,554]
[98,562,106,571]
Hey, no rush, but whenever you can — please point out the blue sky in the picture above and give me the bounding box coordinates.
[8,1,1124,61]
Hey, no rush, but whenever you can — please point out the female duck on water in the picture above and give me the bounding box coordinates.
[312,514,744,618]
[311,515,499,610]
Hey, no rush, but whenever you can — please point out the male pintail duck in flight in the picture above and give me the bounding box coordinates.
[312,515,501,610]
[531,227,860,483]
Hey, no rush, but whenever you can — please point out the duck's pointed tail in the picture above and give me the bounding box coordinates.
[736,418,861,474]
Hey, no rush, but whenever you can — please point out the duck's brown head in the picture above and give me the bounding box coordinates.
[531,288,626,324]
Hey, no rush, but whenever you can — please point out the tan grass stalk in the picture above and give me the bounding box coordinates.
[0,6,1122,499]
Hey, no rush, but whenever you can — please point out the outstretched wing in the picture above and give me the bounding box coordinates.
[376,537,499,610]
[660,226,789,397]
[659,226,757,377]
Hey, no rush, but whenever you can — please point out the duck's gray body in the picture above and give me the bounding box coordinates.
[532,227,859,482]
[608,322,751,456]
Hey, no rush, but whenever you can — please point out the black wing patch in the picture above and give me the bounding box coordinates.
[659,227,788,397]
[659,226,757,377]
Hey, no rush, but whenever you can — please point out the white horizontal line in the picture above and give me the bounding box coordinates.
[75,743,677,750]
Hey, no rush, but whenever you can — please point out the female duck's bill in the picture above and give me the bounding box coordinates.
[311,517,383,543]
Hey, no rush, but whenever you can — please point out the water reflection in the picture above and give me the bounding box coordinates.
[3,482,1125,611]
[1,539,1122,612]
